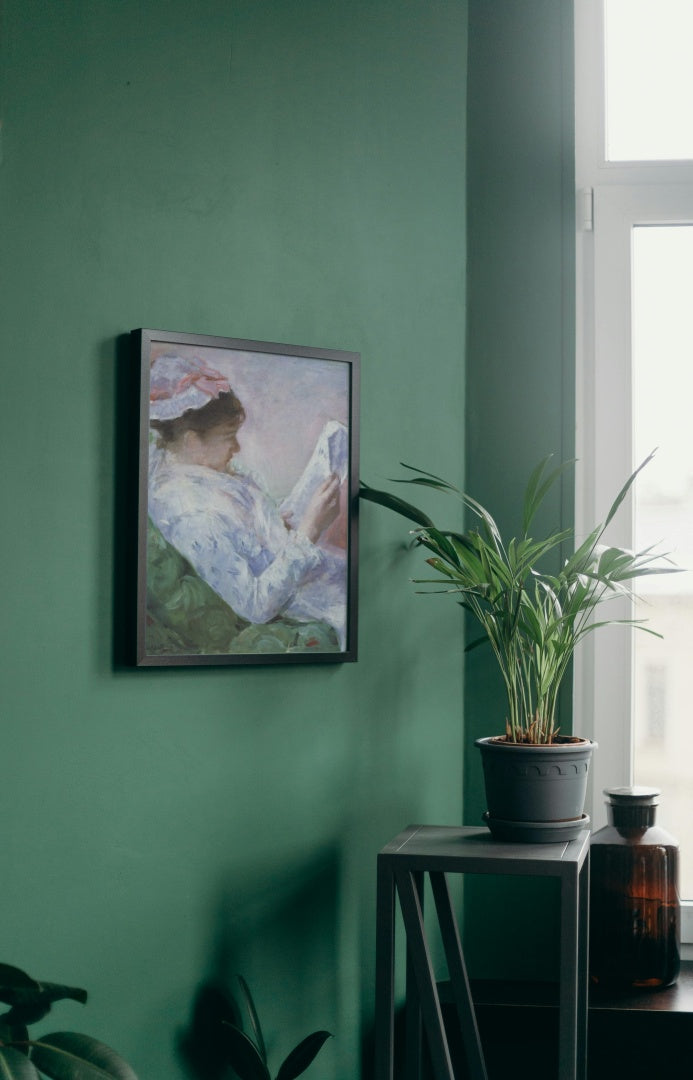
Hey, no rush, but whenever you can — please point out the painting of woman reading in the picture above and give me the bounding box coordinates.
[135,330,359,665]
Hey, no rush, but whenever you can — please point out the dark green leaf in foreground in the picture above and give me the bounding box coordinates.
[0,968,87,1027]
[0,1023,29,1050]
[218,1025,270,1080]
[30,1033,137,1080]
[235,976,266,1065]
[178,978,244,1080]
[275,1031,332,1080]
[0,1048,42,1080]
[0,968,40,995]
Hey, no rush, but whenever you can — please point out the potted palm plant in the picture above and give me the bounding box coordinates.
[361,452,678,841]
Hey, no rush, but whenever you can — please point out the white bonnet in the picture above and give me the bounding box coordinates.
[149,353,232,421]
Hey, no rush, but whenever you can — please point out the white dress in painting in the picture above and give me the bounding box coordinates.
[148,449,347,649]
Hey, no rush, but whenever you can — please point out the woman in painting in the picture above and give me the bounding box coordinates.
[147,353,347,651]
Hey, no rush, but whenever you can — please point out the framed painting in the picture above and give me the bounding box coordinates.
[133,328,359,665]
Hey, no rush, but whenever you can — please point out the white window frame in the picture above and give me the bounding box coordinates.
[575,0,693,947]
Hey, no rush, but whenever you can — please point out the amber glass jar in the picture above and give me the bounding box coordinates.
[589,787,680,990]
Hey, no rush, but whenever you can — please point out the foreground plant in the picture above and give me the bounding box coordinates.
[180,975,331,1080]
[361,451,678,744]
[0,963,136,1080]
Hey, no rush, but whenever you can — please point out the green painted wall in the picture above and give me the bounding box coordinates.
[1,0,578,1058]
[0,3,466,1079]
[463,0,576,979]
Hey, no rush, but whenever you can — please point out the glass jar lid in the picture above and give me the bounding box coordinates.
[603,786,660,805]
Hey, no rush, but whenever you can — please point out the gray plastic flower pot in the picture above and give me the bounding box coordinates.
[475,735,597,843]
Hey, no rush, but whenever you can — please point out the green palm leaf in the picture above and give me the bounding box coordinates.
[398,462,458,486]
[521,456,574,535]
[359,483,434,528]
[361,451,678,742]
[603,450,656,530]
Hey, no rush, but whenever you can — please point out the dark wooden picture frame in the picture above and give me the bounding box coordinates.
[134,328,359,666]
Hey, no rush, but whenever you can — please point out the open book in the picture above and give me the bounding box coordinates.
[280,420,348,525]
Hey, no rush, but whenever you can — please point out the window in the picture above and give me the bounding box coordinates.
[640,663,667,744]
[575,0,693,944]
[604,0,693,162]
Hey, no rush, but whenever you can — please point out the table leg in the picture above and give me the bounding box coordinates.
[559,869,580,1080]
[429,872,488,1080]
[395,868,455,1080]
[374,854,396,1080]
[577,853,590,1080]
[405,872,424,1080]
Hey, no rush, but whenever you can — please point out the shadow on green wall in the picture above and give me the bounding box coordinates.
[178,846,339,1080]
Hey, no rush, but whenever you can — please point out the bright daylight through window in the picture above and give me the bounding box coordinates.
[632,226,693,899]
[604,0,693,161]
[576,0,693,929]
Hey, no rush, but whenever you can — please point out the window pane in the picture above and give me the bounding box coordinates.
[632,225,693,896]
[605,0,693,161]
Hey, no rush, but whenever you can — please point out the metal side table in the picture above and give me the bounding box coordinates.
[374,825,590,1080]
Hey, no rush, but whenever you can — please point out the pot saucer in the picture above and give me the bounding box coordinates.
[482,810,590,844]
